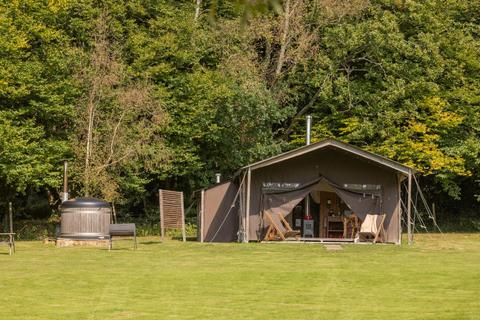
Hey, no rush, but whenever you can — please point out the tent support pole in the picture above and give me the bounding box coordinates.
[200,189,205,243]
[238,177,244,242]
[245,167,251,243]
[407,172,413,245]
[397,174,402,245]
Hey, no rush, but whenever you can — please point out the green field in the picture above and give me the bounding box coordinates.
[1,234,479,320]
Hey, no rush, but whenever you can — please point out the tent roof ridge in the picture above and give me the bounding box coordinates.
[240,138,416,175]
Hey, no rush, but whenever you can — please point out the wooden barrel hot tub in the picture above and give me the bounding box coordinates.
[59,197,111,241]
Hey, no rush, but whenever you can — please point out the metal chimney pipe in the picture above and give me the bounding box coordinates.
[305,115,312,219]
[62,161,69,202]
[215,173,221,184]
[8,202,13,234]
[306,115,312,145]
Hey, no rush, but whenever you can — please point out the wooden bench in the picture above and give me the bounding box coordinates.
[108,223,137,250]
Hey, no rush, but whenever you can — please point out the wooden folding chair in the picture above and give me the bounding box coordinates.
[358,213,386,243]
[263,211,300,241]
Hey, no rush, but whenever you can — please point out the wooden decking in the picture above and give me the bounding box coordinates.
[262,237,356,244]
[289,237,355,243]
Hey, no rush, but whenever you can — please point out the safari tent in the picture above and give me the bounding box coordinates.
[198,138,416,244]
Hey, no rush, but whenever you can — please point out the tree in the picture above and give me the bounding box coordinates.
[285,0,480,199]
[0,0,77,199]
[1,0,479,222]
[72,12,169,202]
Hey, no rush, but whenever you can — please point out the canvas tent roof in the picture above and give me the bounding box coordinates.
[240,138,415,176]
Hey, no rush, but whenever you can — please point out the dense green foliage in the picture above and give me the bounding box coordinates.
[0,0,479,221]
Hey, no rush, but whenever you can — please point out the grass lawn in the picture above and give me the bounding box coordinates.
[1,234,479,320]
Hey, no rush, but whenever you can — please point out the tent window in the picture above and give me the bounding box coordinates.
[342,183,382,192]
[262,182,301,192]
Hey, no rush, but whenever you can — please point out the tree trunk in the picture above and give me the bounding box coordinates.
[84,95,95,197]
[194,0,202,21]
[275,0,291,79]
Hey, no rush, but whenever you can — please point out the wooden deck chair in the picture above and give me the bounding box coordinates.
[263,211,300,241]
[358,213,386,243]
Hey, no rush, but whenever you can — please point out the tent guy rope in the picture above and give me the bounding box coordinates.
[208,171,247,243]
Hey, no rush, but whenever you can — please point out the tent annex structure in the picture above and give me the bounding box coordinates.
[197,138,417,245]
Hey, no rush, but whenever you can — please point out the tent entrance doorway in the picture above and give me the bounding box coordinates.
[287,192,359,242]
[261,177,378,243]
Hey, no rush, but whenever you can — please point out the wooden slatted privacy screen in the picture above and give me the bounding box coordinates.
[159,189,186,242]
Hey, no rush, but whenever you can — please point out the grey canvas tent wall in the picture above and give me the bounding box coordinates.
[198,181,239,242]
[198,138,415,244]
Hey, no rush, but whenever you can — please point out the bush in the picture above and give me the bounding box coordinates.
[12,220,57,240]
[136,223,197,238]
[11,219,197,240]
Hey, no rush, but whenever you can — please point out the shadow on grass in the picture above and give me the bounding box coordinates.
[171,236,197,242]
[140,241,162,245]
